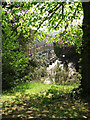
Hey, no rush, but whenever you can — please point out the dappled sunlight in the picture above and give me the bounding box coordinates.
[1,2,90,120]
[2,87,89,119]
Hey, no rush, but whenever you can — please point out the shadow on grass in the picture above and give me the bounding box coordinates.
[2,88,90,120]
[1,118,90,120]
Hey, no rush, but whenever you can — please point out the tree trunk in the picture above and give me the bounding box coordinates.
[81,2,90,94]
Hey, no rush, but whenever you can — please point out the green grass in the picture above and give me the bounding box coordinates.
[2,82,89,119]
[2,82,79,101]
[2,82,52,101]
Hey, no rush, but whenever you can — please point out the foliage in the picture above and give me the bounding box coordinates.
[53,26,83,56]
[2,2,90,94]
[2,2,55,90]
[54,42,77,58]
[2,2,34,90]
[24,2,83,44]
[2,27,29,89]
[53,42,81,71]
[48,62,81,85]
[2,2,83,43]
[2,2,36,50]
[27,52,48,81]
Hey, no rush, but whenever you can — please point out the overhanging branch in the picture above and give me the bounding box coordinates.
[34,3,62,34]
[55,4,64,29]
[49,4,62,19]
[55,3,80,30]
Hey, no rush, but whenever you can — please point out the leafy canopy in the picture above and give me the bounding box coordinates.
[2,2,83,43]
[9,2,83,45]
[2,2,83,89]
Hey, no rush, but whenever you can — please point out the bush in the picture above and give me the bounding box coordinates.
[27,52,47,81]
[49,62,81,85]
[2,39,29,90]
[2,6,30,90]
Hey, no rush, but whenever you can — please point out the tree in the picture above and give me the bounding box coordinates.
[2,2,47,89]
[2,2,90,94]
[81,2,90,94]
[2,2,34,90]
[29,2,90,94]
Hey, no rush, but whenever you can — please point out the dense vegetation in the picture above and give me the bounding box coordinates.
[1,1,90,119]
[2,2,46,90]
[2,2,90,94]
[2,7,29,89]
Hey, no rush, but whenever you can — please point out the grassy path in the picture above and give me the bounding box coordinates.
[2,82,90,119]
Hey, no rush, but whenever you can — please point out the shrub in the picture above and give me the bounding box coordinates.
[2,32,30,90]
[27,52,47,81]
[49,62,81,85]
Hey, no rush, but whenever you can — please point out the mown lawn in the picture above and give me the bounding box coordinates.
[1,82,90,119]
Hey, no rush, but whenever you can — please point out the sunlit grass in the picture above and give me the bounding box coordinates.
[2,82,79,101]
[2,82,51,100]
[52,84,79,92]
[2,82,89,119]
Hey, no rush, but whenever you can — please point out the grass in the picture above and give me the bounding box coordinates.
[2,82,52,100]
[2,82,78,101]
[2,82,90,119]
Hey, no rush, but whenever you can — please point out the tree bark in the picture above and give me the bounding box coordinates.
[81,2,90,94]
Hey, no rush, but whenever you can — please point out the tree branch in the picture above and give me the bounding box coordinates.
[34,4,62,34]
[55,19,62,29]
[55,4,64,29]
[49,4,62,19]
[48,4,58,14]
[78,25,82,29]
[62,4,64,19]
[55,3,80,29]
[73,3,80,18]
